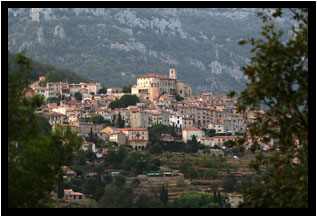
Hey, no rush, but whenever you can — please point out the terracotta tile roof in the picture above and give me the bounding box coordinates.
[72,192,85,196]
[83,142,95,144]
[183,126,203,131]
[138,74,174,80]
[211,122,224,125]
[120,128,148,131]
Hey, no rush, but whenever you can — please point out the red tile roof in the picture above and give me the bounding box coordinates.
[138,74,174,80]
[183,126,203,131]
[120,128,148,131]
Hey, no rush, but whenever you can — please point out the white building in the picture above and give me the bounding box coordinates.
[82,142,96,153]
[169,112,183,130]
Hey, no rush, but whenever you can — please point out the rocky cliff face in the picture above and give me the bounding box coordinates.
[8,8,293,94]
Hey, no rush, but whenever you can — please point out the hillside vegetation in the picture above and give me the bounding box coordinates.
[8,8,293,94]
[8,51,93,83]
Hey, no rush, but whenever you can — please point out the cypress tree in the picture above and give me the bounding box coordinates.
[217,191,223,207]
[57,172,64,199]
[165,185,169,206]
[160,184,168,207]
[160,185,165,205]
[213,191,218,204]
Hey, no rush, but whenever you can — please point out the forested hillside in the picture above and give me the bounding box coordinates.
[8,51,93,83]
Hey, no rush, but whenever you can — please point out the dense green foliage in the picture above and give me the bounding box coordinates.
[134,193,163,208]
[148,124,177,142]
[98,184,134,208]
[105,146,161,175]
[230,9,308,208]
[89,115,110,125]
[97,86,107,94]
[8,51,92,84]
[175,94,184,101]
[160,185,169,207]
[221,173,237,193]
[74,91,82,101]
[122,85,132,93]
[149,143,163,154]
[108,95,140,109]
[173,190,221,208]
[8,52,83,208]
[179,161,198,179]
[184,135,199,153]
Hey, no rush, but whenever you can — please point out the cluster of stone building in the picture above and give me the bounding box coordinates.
[29,69,271,152]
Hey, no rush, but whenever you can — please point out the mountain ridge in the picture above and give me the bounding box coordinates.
[8,8,293,94]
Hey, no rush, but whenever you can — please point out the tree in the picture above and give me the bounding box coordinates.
[117,112,125,128]
[97,86,107,94]
[222,173,237,193]
[213,191,218,204]
[114,175,126,188]
[8,52,82,208]
[83,177,98,196]
[217,191,223,207]
[149,143,163,154]
[175,94,184,101]
[47,97,60,104]
[89,115,108,125]
[108,94,140,109]
[230,8,308,208]
[122,85,132,93]
[74,91,82,101]
[132,178,141,188]
[149,124,177,142]
[103,174,113,185]
[173,190,221,208]
[98,184,134,208]
[208,129,216,137]
[160,185,168,207]
[187,135,199,153]
[57,172,64,199]
[134,193,163,208]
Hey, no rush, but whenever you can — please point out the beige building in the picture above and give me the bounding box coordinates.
[109,131,127,146]
[212,136,242,147]
[198,137,214,147]
[182,126,205,143]
[120,128,149,150]
[183,117,194,129]
[129,109,149,128]
[131,69,192,102]
[208,122,224,133]
[107,88,123,94]
[80,82,102,94]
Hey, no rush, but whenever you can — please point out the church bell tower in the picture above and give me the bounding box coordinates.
[169,69,177,80]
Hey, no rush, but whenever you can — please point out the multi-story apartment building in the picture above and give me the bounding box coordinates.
[129,108,149,128]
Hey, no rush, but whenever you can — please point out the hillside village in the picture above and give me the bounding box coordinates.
[28,68,274,207]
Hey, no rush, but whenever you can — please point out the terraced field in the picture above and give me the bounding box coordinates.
[127,150,258,202]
